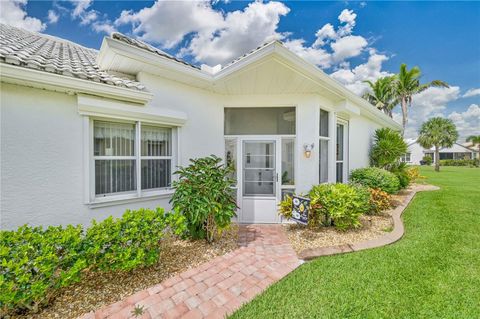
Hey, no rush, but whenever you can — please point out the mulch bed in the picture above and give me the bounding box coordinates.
[285,214,394,254]
[284,188,416,254]
[13,225,239,319]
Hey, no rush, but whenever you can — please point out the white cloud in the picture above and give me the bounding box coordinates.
[47,10,59,24]
[69,0,99,25]
[330,50,392,95]
[447,104,480,140]
[181,1,289,65]
[0,0,45,32]
[337,9,356,36]
[331,35,367,61]
[71,0,92,18]
[284,39,332,68]
[313,23,336,47]
[463,88,480,98]
[396,86,461,139]
[116,1,289,65]
[92,21,116,34]
[282,8,367,68]
[115,1,224,49]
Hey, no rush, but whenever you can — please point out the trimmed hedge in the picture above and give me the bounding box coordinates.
[0,225,86,314]
[0,208,186,316]
[439,159,479,167]
[350,167,400,194]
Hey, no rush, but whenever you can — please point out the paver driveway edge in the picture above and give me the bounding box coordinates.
[78,225,301,319]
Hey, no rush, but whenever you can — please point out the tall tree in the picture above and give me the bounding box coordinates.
[466,135,480,158]
[362,76,398,117]
[417,117,458,172]
[396,64,449,136]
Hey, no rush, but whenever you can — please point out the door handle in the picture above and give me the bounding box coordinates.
[276,173,279,182]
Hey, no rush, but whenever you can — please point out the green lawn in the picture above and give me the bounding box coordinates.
[232,166,480,318]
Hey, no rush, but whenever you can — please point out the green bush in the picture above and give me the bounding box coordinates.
[0,208,186,315]
[421,155,433,165]
[389,162,411,189]
[350,167,400,194]
[0,225,86,314]
[309,183,370,230]
[439,159,479,167]
[370,128,407,170]
[85,208,186,272]
[171,155,237,243]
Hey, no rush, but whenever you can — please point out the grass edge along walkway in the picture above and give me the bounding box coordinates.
[230,166,480,319]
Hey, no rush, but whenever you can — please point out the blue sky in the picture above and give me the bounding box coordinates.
[2,0,479,139]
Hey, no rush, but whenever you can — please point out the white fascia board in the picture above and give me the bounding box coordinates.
[100,38,213,84]
[0,63,153,104]
[270,44,402,130]
[214,42,401,130]
[77,94,187,126]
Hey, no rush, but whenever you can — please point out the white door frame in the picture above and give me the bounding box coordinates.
[237,136,282,223]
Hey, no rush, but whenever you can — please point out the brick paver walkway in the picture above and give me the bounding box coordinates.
[80,225,300,319]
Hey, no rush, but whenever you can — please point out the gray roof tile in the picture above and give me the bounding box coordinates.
[0,23,146,91]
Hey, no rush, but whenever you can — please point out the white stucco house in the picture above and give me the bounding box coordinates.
[402,139,477,165]
[0,24,401,229]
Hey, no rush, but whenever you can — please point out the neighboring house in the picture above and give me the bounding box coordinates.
[462,142,480,159]
[402,139,477,165]
[0,24,400,229]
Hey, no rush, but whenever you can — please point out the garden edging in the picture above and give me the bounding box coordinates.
[298,184,440,260]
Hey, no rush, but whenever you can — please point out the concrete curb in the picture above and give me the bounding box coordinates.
[298,184,440,261]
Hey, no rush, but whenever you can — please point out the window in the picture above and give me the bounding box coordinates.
[224,107,296,135]
[319,109,330,183]
[401,152,411,163]
[281,137,295,197]
[141,125,172,190]
[336,121,348,183]
[439,152,454,160]
[93,120,173,199]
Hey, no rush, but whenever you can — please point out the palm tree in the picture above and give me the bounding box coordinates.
[362,76,398,117]
[396,64,449,136]
[466,135,480,158]
[417,117,458,172]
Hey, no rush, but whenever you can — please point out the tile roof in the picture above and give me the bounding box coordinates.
[111,32,200,70]
[0,23,145,91]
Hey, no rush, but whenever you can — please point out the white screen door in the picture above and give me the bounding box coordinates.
[241,140,279,223]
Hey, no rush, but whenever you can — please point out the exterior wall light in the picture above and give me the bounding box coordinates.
[303,143,314,158]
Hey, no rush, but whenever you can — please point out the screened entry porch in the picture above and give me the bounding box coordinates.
[223,106,348,224]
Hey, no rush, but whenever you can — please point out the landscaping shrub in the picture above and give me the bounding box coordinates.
[370,128,407,170]
[439,159,479,167]
[421,155,433,165]
[368,188,392,215]
[0,225,86,315]
[85,208,186,271]
[170,155,237,243]
[309,183,370,230]
[406,166,423,183]
[0,208,186,316]
[389,162,411,189]
[350,167,400,194]
[278,195,293,220]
